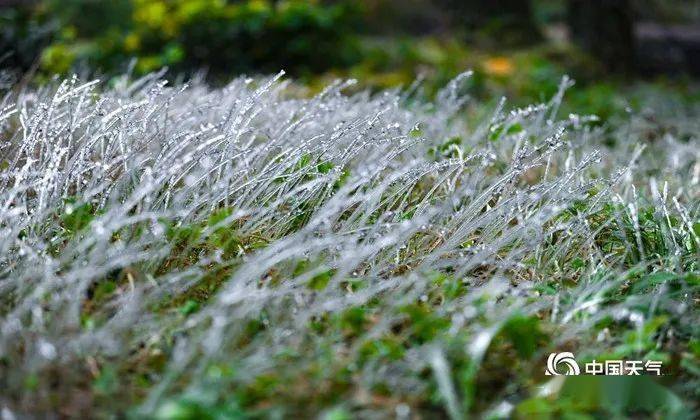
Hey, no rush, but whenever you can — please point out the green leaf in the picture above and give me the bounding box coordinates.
[502,315,544,359]
[179,299,199,315]
[559,376,689,418]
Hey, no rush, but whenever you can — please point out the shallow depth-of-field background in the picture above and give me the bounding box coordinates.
[1,1,699,418]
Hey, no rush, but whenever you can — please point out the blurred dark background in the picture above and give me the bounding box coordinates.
[2,0,699,116]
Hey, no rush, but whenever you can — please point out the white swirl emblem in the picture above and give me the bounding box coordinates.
[545,352,580,375]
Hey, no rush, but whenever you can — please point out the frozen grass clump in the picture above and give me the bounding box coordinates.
[0,71,698,417]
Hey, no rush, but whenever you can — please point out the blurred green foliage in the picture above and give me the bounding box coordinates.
[516,376,690,418]
[0,3,54,72]
[30,0,362,77]
[2,0,696,125]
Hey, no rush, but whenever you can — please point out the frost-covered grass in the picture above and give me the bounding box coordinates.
[0,71,698,418]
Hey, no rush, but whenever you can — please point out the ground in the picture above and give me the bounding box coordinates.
[0,71,698,418]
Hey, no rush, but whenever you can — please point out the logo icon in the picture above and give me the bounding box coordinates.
[545,352,580,376]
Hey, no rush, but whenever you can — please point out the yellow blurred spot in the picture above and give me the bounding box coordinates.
[483,57,514,77]
[134,1,167,28]
[162,17,177,38]
[137,56,161,74]
[124,33,141,52]
[249,0,271,12]
[40,44,75,74]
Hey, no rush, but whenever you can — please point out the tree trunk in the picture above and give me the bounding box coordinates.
[442,0,541,46]
[568,0,635,73]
